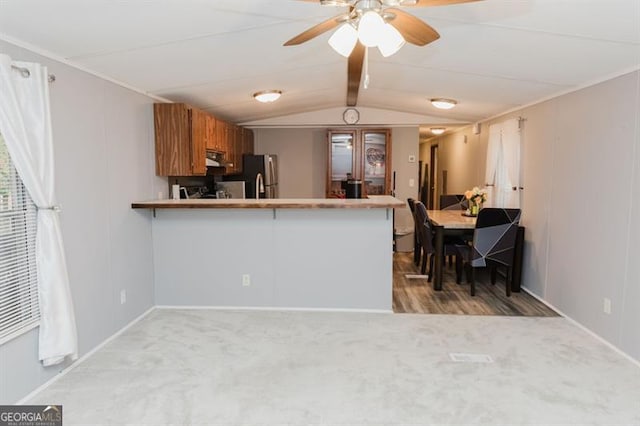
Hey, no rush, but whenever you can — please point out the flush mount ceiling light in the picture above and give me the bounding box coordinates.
[430,98,458,110]
[253,90,282,103]
[430,127,446,135]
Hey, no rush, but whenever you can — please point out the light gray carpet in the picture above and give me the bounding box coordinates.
[29,309,640,425]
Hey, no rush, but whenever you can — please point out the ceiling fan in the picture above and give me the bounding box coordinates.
[284,0,481,106]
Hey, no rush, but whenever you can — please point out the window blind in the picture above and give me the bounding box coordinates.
[0,133,39,344]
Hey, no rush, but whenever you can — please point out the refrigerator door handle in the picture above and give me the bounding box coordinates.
[268,157,276,187]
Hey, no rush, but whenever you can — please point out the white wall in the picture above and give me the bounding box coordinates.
[0,40,164,403]
[433,70,640,361]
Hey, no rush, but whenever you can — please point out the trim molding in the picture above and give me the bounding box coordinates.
[15,306,156,405]
[521,286,640,369]
[155,305,393,314]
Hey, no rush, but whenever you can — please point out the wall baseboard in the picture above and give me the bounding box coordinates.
[155,305,393,315]
[521,286,640,369]
[15,306,156,405]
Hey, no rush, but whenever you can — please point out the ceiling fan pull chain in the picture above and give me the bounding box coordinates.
[364,46,370,89]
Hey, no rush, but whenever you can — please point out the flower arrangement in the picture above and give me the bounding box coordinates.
[464,186,487,215]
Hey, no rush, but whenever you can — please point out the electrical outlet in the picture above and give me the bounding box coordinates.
[603,298,611,314]
[242,274,251,287]
[120,290,127,305]
[158,191,164,199]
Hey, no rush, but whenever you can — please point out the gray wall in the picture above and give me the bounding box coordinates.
[390,127,420,250]
[431,70,640,361]
[152,209,393,311]
[0,40,164,403]
[254,126,419,241]
[253,128,327,198]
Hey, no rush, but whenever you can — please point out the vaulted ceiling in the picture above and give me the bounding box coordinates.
[1,0,639,126]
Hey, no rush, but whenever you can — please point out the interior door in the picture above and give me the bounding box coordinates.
[429,144,438,209]
[361,130,391,196]
[327,130,356,197]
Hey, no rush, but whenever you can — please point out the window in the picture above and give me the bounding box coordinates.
[0,132,39,343]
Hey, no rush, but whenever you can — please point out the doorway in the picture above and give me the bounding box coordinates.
[428,144,438,209]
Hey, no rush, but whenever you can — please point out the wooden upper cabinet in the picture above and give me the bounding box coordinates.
[244,128,255,155]
[189,108,208,175]
[215,119,229,154]
[154,103,206,176]
[204,114,217,151]
[154,102,252,176]
[235,125,244,174]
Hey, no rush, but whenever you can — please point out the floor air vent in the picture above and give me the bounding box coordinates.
[449,353,494,363]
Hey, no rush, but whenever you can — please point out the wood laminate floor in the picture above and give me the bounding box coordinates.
[393,252,558,316]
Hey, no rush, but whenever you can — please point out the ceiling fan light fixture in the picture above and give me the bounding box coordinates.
[430,98,458,110]
[430,127,446,135]
[377,23,405,57]
[320,0,351,5]
[358,10,385,47]
[253,90,282,103]
[328,23,358,57]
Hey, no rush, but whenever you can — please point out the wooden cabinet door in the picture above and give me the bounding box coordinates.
[189,108,207,175]
[154,103,191,176]
[361,129,392,196]
[244,128,254,155]
[235,125,244,174]
[216,119,228,154]
[205,114,217,151]
[326,130,357,197]
[227,124,238,174]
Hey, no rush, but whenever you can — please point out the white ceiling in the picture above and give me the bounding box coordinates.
[1,0,639,126]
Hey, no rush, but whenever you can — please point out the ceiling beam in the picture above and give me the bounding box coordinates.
[347,42,365,106]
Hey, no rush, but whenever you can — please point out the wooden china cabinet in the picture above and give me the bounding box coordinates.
[326,129,392,198]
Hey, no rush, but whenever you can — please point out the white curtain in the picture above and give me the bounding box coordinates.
[485,118,521,208]
[0,54,77,366]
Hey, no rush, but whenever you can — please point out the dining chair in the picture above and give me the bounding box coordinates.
[414,201,459,281]
[406,198,421,266]
[455,208,522,296]
[440,194,469,211]
[413,201,434,278]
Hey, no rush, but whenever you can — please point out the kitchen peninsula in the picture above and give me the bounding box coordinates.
[132,196,403,311]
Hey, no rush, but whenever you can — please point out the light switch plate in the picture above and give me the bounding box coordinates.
[408,155,416,163]
[409,179,415,187]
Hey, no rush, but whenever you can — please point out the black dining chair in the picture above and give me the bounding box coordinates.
[406,198,421,266]
[455,208,522,296]
[440,194,469,211]
[414,201,459,281]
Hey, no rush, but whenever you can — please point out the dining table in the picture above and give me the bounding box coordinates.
[426,210,525,292]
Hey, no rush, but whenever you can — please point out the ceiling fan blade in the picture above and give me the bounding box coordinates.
[283,13,347,46]
[386,8,440,46]
[347,42,365,107]
[402,0,482,6]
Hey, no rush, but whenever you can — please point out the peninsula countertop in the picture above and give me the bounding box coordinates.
[131,195,404,210]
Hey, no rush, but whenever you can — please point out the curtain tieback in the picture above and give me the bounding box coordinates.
[38,205,61,212]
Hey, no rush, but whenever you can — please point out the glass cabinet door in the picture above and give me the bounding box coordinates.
[362,130,390,196]
[327,131,356,197]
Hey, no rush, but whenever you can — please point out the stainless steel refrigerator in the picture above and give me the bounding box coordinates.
[243,154,278,198]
